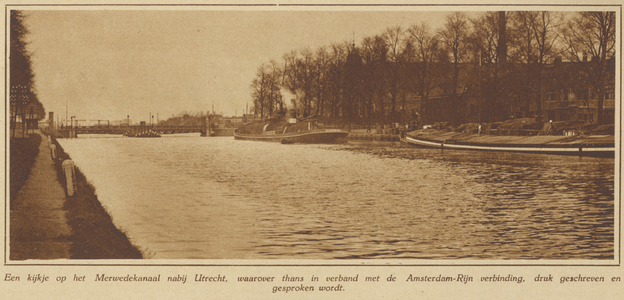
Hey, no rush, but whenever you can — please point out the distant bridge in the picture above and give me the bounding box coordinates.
[79,125,203,135]
[57,124,206,137]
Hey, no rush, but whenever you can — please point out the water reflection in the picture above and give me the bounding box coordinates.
[58,135,614,259]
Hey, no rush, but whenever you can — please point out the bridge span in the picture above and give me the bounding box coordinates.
[57,124,207,137]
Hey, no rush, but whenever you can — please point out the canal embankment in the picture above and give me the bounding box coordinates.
[10,133,41,207]
[49,132,144,259]
[10,131,71,259]
[10,130,143,259]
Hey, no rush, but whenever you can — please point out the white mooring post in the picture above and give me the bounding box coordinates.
[62,159,76,196]
[49,144,57,160]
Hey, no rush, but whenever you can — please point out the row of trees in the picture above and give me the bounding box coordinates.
[250,11,615,125]
[10,11,46,138]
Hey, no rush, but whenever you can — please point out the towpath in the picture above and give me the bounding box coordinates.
[10,130,71,260]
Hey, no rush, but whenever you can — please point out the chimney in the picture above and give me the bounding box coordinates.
[582,53,587,62]
[498,11,507,64]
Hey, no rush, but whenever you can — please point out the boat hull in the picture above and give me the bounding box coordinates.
[210,128,235,137]
[401,133,615,158]
[234,129,349,144]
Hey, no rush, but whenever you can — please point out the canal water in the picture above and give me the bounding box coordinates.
[58,134,615,260]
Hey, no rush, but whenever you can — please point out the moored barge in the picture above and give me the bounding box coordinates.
[234,115,349,144]
[401,129,614,157]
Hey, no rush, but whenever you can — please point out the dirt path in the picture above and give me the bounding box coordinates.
[10,131,71,260]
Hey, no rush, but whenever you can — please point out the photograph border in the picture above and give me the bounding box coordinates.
[3,1,622,269]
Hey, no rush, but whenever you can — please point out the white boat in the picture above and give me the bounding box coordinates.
[401,130,614,157]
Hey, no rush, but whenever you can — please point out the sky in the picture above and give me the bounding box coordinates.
[22,8,478,124]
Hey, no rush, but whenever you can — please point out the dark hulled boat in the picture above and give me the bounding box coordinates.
[234,115,349,144]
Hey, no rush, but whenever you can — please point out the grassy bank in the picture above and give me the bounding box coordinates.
[10,133,42,207]
[50,135,144,259]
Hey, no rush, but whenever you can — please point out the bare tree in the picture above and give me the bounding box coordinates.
[561,11,616,124]
[360,35,387,122]
[438,12,471,124]
[408,22,440,99]
[282,50,299,99]
[250,64,267,118]
[470,11,514,122]
[383,26,409,119]
[267,59,283,116]
[297,48,317,118]
[508,11,562,121]
[10,11,45,138]
[313,46,329,116]
[326,43,347,118]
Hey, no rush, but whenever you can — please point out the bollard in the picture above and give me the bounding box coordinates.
[47,135,51,146]
[62,159,76,197]
[50,144,57,160]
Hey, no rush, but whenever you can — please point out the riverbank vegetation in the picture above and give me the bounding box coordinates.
[9,11,46,205]
[250,11,615,127]
[50,135,144,259]
[9,134,41,207]
[10,11,45,138]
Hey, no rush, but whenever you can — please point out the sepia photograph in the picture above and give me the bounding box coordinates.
[3,1,621,299]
